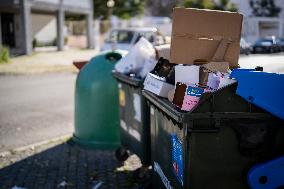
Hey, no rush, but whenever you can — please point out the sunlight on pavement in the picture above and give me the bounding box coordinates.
[239,53,284,73]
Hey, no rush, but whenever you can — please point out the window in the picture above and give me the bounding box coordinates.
[109,30,134,44]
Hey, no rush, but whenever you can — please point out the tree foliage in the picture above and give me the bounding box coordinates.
[249,0,281,17]
[146,0,183,17]
[0,46,10,64]
[184,0,238,12]
[94,0,145,20]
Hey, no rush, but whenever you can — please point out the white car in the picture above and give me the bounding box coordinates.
[101,27,167,51]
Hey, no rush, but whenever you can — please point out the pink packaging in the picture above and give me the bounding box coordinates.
[181,86,204,111]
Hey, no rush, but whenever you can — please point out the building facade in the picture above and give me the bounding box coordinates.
[0,0,94,55]
[230,0,284,43]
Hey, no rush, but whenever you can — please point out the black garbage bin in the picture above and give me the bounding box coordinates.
[142,83,284,189]
[113,71,151,181]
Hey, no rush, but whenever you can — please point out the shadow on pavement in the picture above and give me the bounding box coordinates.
[0,141,151,189]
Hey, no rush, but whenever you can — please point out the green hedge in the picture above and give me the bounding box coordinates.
[0,46,10,64]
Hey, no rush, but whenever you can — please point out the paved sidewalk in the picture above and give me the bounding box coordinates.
[0,49,98,74]
[0,139,148,189]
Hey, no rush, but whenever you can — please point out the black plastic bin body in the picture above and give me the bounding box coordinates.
[113,72,151,165]
[142,83,284,189]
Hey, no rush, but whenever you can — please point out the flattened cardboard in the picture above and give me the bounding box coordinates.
[211,39,232,62]
[201,61,229,73]
[170,8,243,68]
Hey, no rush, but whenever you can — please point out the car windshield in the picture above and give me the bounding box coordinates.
[109,30,134,44]
[256,39,272,45]
[135,31,155,43]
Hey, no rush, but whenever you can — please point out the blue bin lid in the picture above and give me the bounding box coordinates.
[231,69,284,120]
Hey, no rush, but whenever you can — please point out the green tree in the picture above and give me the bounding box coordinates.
[184,0,238,12]
[94,0,145,20]
[249,0,281,17]
[146,0,183,17]
[184,0,214,9]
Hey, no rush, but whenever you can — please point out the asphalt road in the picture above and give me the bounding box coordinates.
[0,73,76,152]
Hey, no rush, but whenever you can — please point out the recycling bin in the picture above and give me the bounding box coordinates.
[73,50,127,149]
[112,71,151,181]
[142,83,284,189]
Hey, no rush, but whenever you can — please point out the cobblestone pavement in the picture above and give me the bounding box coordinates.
[0,139,149,189]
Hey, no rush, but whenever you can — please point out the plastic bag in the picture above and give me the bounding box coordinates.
[114,37,156,78]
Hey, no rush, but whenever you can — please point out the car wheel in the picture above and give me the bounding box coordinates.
[245,49,250,55]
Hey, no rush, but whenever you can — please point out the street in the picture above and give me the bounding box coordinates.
[0,73,76,152]
[239,53,284,73]
[0,53,284,153]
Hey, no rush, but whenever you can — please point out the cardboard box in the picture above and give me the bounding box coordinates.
[170,8,243,68]
[155,44,171,60]
[144,73,175,98]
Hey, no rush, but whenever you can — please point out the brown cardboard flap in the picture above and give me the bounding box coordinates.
[170,8,243,67]
[201,61,229,73]
[211,39,231,62]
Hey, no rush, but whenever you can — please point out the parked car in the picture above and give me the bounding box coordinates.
[240,37,252,55]
[278,38,284,51]
[252,36,281,54]
[101,27,167,51]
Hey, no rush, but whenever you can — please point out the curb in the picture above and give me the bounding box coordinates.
[0,134,72,157]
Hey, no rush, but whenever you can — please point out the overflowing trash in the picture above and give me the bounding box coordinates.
[112,7,284,189]
[141,38,238,112]
[114,7,242,113]
[114,38,238,112]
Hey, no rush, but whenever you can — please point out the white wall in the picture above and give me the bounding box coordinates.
[230,0,284,43]
[259,22,279,37]
[31,13,56,44]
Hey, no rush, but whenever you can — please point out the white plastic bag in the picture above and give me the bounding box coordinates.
[115,37,156,78]
[138,55,156,78]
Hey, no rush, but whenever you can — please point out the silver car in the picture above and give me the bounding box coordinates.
[101,27,167,51]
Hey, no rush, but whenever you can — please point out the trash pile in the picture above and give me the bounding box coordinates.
[112,7,284,189]
[115,8,242,112]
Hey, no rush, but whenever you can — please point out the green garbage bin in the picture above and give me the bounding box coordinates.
[73,50,126,149]
[112,71,151,181]
[142,83,284,189]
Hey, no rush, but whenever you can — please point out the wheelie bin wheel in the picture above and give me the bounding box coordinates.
[115,147,129,162]
[133,166,151,183]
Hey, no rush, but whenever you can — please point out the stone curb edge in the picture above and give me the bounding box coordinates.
[0,134,72,157]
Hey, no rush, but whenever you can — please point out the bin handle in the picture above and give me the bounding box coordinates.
[186,119,221,133]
